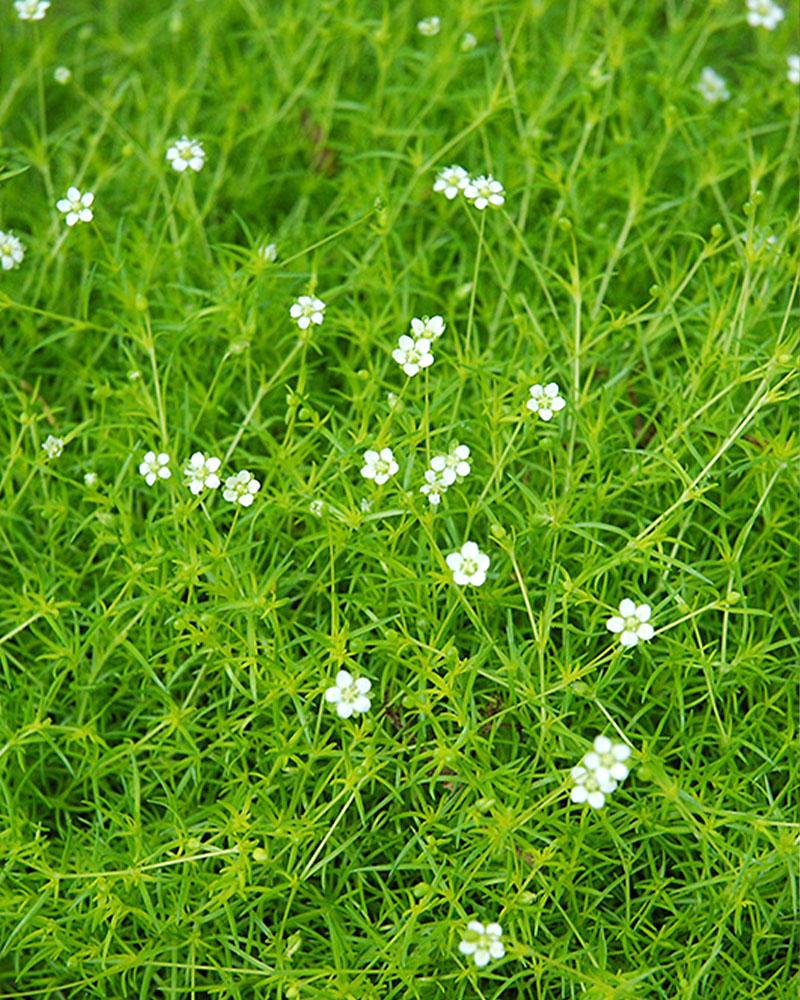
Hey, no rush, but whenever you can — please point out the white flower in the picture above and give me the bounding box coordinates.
[360,448,399,485]
[526,382,566,421]
[446,541,490,587]
[0,231,24,271]
[606,598,654,648]
[14,0,50,20]
[458,921,505,969]
[583,735,632,785]
[788,55,800,85]
[309,498,325,517]
[570,764,617,810]
[57,187,94,226]
[84,471,98,487]
[324,670,372,719]
[54,66,72,84]
[392,335,434,377]
[166,136,205,173]
[697,67,730,104]
[417,16,441,36]
[290,295,326,330]
[41,435,64,459]
[223,469,261,507]
[433,165,469,200]
[740,226,779,256]
[460,32,477,52]
[430,443,470,486]
[258,242,277,262]
[745,0,784,29]
[184,451,221,495]
[139,450,171,486]
[410,314,445,340]
[463,174,505,210]
[420,468,448,505]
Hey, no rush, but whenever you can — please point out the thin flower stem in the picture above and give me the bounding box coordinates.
[464,210,486,357]
[468,418,523,528]
[144,312,168,443]
[34,25,54,206]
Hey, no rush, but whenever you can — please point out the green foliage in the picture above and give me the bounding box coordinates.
[1,0,798,997]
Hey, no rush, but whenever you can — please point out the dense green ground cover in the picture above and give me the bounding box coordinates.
[1,0,798,996]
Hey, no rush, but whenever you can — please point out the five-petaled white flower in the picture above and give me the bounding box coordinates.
[410,314,445,340]
[697,67,730,104]
[166,136,205,173]
[420,468,448,505]
[290,295,326,330]
[745,0,784,29]
[460,32,478,52]
[14,0,50,20]
[392,335,434,377]
[788,55,800,85]
[434,165,469,200]
[54,66,72,85]
[446,541,490,587]
[583,735,632,785]
[417,16,441,36]
[0,231,24,271]
[431,444,471,486]
[463,174,505,210]
[458,921,505,969]
[223,470,261,507]
[258,242,277,262]
[57,187,94,227]
[139,450,171,486]
[526,382,566,421]
[570,763,617,810]
[606,598,654,647]
[361,448,399,485]
[42,435,64,459]
[184,452,221,495]
[324,670,372,718]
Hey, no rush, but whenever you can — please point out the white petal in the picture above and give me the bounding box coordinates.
[637,623,654,641]
[355,677,371,694]
[606,616,624,633]
[336,701,353,719]
[594,735,611,754]
[458,940,475,955]
[488,941,505,958]
[619,598,636,617]
[587,791,605,809]
[620,630,639,647]
[473,950,490,967]
[485,923,502,937]
[636,603,652,622]
[352,695,371,714]
[467,921,484,934]
[336,670,353,688]
[324,687,341,703]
